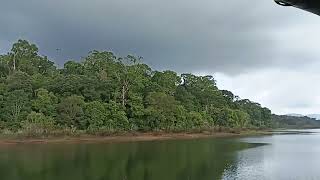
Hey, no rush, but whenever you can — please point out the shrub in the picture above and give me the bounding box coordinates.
[20,112,55,136]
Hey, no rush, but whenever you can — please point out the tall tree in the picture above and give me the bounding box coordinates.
[10,39,38,73]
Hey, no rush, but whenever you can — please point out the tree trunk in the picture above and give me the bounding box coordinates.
[13,54,16,71]
[122,85,126,106]
[121,80,129,107]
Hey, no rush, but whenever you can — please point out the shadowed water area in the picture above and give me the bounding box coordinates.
[0,130,320,180]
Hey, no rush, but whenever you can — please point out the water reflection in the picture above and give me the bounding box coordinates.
[0,138,263,180]
[1,130,317,180]
[224,130,320,180]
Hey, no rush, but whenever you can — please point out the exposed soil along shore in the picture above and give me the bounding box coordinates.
[0,130,274,146]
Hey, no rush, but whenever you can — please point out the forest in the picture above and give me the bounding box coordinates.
[0,40,273,135]
[272,115,320,129]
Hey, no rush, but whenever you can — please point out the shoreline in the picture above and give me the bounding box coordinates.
[0,130,273,146]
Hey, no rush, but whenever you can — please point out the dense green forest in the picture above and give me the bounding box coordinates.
[0,40,273,135]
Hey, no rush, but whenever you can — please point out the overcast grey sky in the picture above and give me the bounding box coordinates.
[1,0,320,115]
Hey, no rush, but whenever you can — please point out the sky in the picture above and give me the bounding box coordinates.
[1,0,320,115]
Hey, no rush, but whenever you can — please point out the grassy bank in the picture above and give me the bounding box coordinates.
[0,128,273,145]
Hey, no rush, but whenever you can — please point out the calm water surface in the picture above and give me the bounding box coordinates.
[1,130,320,180]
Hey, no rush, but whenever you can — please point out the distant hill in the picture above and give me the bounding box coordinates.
[307,114,320,120]
[273,115,320,129]
[286,113,304,117]
[285,113,320,120]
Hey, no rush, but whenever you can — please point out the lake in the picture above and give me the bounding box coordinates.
[0,130,320,180]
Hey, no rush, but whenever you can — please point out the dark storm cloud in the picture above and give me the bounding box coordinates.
[0,0,319,74]
[2,0,320,114]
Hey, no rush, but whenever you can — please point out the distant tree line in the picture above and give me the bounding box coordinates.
[272,115,320,129]
[0,40,272,134]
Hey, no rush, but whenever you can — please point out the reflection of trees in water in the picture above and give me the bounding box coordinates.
[222,143,267,180]
[0,140,262,180]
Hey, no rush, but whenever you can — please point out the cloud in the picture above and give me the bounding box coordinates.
[215,64,320,115]
[1,0,319,73]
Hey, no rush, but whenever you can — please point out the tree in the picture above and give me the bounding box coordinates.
[57,95,86,129]
[0,55,10,78]
[6,71,33,95]
[84,101,129,131]
[181,74,226,111]
[116,55,150,107]
[106,101,129,131]
[32,88,58,117]
[10,39,38,73]
[83,50,117,73]
[144,92,187,130]
[0,83,8,125]
[84,101,106,129]
[21,112,55,135]
[9,40,55,75]
[48,74,80,97]
[149,71,181,95]
[2,90,31,129]
[34,56,56,75]
[175,86,198,111]
[186,111,206,129]
[236,99,271,127]
[31,73,52,90]
[62,61,84,75]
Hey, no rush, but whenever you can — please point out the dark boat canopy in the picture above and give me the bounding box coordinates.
[275,0,320,16]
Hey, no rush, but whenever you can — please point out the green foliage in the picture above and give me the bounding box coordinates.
[20,112,55,136]
[84,101,129,131]
[236,99,271,127]
[186,111,207,129]
[144,92,179,130]
[57,95,85,129]
[6,71,33,95]
[10,39,55,75]
[63,61,84,75]
[0,55,10,78]
[144,92,197,131]
[32,88,58,117]
[0,40,273,134]
[148,71,180,95]
[2,90,31,129]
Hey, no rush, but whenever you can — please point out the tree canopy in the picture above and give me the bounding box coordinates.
[0,40,273,133]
